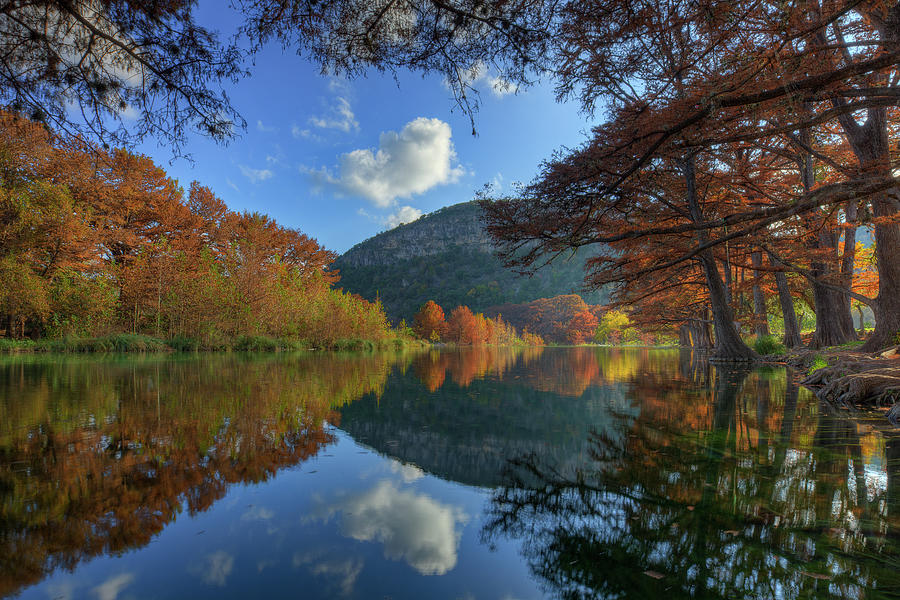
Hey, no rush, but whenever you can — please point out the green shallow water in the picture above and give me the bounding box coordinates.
[0,348,898,599]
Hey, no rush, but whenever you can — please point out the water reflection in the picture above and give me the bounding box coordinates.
[340,349,642,488]
[1,349,899,599]
[482,364,900,599]
[0,353,406,597]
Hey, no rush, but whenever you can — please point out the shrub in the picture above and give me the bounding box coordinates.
[233,335,302,352]
[753,335,786,356]
[332,338,376,352]
[168,335,201,352]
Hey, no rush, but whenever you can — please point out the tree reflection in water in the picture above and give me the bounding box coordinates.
[483,362,900,600]
[0,353,405,598]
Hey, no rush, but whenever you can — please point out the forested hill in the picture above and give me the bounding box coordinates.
[333,201,608,321]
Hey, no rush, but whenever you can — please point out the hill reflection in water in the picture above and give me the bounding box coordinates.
[0,348,898,599]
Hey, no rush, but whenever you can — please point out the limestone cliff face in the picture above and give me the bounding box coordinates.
[336,202,491,268]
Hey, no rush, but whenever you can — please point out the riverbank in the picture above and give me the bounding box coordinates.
[0,333,429,354]
[782,345,900,424]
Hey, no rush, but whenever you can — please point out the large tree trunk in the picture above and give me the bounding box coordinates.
[774,270,802,348]
[699,252,757,360]
[751,251,769,337]
[807,217,856,348]
[798,106,855,348]
[683,154,757,361]
[865,194,900,350]
[839,201,859,332]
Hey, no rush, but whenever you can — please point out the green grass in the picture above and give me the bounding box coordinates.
[0,338,36,352]
[0,334,171,353]
[330,338,377,352]
[232,335,305,352]
[808,355,828,375]
[1,333,418,354]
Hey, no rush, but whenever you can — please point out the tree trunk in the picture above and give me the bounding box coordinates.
[840,200,859,334]
[774,270,802,348]
[834,92,900,350]
[809,228,856,347]
[751,251,769,337]
[864,194,900,350]
[698,252,756,360]
[683,154,757,361]
[857,305,866,338]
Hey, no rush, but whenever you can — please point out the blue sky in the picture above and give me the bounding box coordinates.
[137,5,594,254]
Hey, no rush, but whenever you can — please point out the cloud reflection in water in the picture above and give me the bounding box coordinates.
[312,480,469,575]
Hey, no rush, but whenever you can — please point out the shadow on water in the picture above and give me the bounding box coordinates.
[481,361,900,600]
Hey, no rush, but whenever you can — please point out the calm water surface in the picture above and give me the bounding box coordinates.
[1,348,899,599]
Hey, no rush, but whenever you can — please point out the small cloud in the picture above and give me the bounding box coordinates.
[454,62,518,98]
[239,165,273,183]
[309,97,359,133]
[226,178,240,193]
[192,551,235,587]
[293,125,323,142]
[256,120,277,133]
[294,553,364,596]
[384,206,423,229]
[327,77,352,95]
[92,573,134,600]
[120,104,140,121]
[391,460,425,482]
[242,506,275,521]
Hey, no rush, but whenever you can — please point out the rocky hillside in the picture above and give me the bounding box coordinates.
[333,201,609,321]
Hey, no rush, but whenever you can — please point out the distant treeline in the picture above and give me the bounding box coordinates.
[0,112,392,348]
[412,300,544,346]
[482,294,660,345]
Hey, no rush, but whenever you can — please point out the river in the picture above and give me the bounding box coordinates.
[1,348,898,599]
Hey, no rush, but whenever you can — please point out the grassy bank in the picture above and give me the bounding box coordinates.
[0,334,428,354]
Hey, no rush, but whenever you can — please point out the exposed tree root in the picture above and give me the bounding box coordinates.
[801,346,900,424]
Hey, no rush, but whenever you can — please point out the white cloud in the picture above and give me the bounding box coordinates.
[384,206,423,229]
[293,553,364,596]
[293,125,323,142]
[327,78,352,95]
[256,120,277,133]
[308,117,464,207]
[226,178,240,193]
[310,97,359,133]
[241,505,275,521]
[92,573,134,600]
[391,460,425,482]
[192,550,235,587]
[310,480,468,575]
[456,62,519,98]
[239,165,273,183]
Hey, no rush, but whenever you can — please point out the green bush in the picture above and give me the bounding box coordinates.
[753,335,786,356]
[168,335,201,352]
